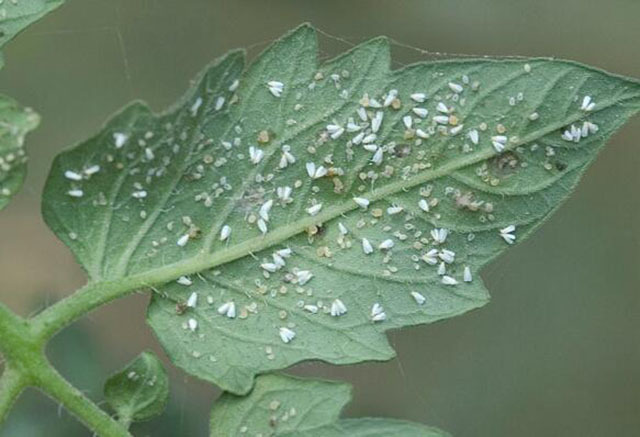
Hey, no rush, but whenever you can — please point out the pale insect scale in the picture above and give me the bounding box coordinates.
[326,123,342,132]
[379,239,394,250]
[357,106,368,122]
[438,249,455,264]
[372,148,384,165]
[67,189,84,198]
[277,186,292,201]
[383,89,398,107]
[353,197,370,209]
[267,80,284,97]
[436,102,449,113]
[306,162,327,179]
[581,95,595,111]
[215,96,225,111]
[402,115,413,129]
[418,198,430,212]
[259,199,273,221]
[296,270,313,285]
[411,291,426,305]
[304,305,319,314]
[492,141,505,153]
[64,170,82,181]
[433,115,449,124]
[276,248,292,258]
[463,266,473,282]
[431,228,448,244]
[187,318,198,332]
[370,303,386,322]
[412,107,428,118]
[279,145,296,168]
[249,146,265,164]
[177,276,192,286]
[113,132,128,149]
[306,162,316,178]
[422,249,439,265]
[371,111,384,133]
[499,225,516,244]
[362,133,377,144]
[257,218,268,234]
[362,238,374,254]
[187,292,198,308]
[387,205,403,215]
[190,97,203,116]
[338,222,348,235]
[217,301,236,318]
[261,262,279,273]
[307,203,323,216]
[346,118,361,132]
[468,129,479,145]
[272,254,285,268]
[330,299,347,317]
[410,93,427,103]
[449,124,464,136]
[448,82,463,93]
[442,275,458,285]
[177,234,190,247]
[279,327,296,343]
[352,131,365,145]
[220,225,231,241]
[83,165,100,176]
[416,129,429,139]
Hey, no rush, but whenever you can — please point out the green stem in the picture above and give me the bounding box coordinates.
[0,301,131,436]
[31,363,132,437]
[31,279,143,343]
[0,365,26,423]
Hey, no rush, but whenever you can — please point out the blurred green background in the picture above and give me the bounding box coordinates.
[0,0,639,436]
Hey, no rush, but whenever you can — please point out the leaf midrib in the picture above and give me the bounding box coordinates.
[99,92,633,295]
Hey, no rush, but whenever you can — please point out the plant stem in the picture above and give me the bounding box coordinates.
[31,363,132,437]
[31,279,143,343]
[0,365,26,423]
[0,301,131,436]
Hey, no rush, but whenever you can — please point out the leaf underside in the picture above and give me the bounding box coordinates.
[0,94,38,210]
[42,24,640,394]
[209,373,449,437]
[103,351,169,424]
[0,0,64,209]
[0,0,65,59]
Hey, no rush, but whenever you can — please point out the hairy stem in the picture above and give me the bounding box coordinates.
[31,363,132,437]
[31,279,144,343]
[0,301,130,436]
[0,365,26,423]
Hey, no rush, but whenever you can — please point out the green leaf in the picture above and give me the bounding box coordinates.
[0,0,64,61]
[0,0,62,209]
[0,94,38,210]
[42,24,640,394]
[321,418,450,437]
[209,373,449,437]
[103,351,169,425]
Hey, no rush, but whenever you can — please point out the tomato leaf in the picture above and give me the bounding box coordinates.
[0,94,38,210]
[41,24,640,394]
[0,0,63,209]
[209,373,449,436]
[103,351,169,425]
